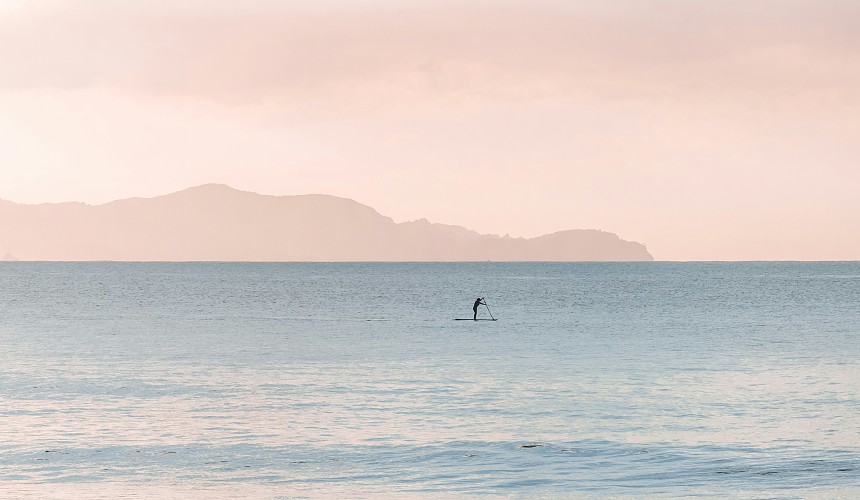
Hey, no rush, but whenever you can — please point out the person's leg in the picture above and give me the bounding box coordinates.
[473,309,477,320]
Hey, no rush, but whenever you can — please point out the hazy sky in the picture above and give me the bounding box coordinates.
[1,0,858,260]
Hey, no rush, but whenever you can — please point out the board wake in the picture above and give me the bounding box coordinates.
[454,318,498,321]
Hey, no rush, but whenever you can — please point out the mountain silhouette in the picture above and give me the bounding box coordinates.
[0,184,653,261]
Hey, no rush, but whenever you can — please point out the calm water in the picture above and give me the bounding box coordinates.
[1,262,858,498]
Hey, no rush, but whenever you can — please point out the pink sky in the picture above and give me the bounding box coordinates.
[1,0,858,260]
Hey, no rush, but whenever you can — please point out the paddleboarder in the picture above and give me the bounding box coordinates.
[473,297,486,321]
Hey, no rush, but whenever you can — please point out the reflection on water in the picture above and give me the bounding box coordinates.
[0,262,858,497]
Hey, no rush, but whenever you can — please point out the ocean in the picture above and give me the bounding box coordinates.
[1,262,858,498]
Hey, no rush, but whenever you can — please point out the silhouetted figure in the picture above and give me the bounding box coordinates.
[473,297,486,320]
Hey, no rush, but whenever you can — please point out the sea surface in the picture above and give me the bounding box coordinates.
[0,262,858,498]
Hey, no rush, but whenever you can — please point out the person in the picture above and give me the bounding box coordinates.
[473,297,486,320]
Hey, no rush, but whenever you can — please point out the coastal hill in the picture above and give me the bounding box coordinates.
[0,184,653,261]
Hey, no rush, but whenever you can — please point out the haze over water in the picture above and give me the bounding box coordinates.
[1,262,858,497]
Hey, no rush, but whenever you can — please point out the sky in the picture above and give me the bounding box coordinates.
[1,0,858,260]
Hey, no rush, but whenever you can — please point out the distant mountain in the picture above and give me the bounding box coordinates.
[0,184,653,261]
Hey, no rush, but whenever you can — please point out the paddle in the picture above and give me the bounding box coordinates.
[483,298,496,320]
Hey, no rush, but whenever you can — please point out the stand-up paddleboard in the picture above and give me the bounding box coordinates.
[454,318,498,321]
